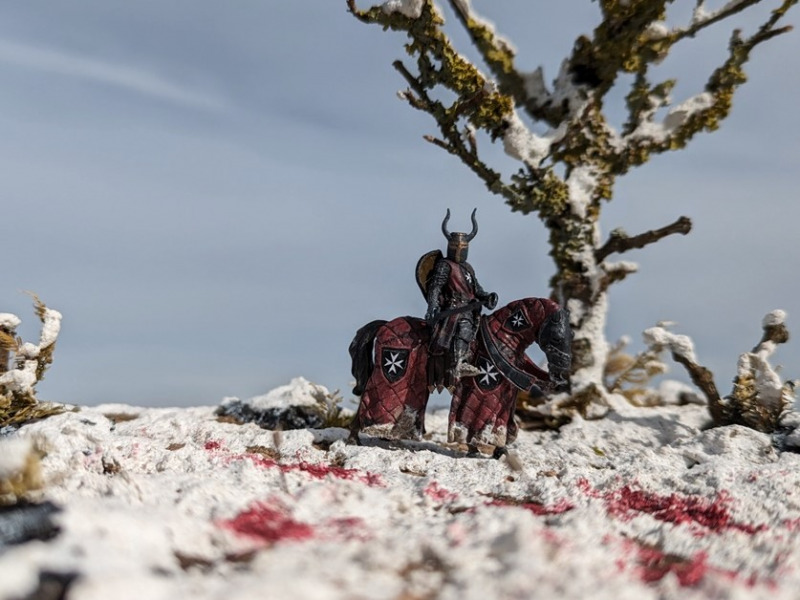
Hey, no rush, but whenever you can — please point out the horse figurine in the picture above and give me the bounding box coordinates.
[348,296,572,456]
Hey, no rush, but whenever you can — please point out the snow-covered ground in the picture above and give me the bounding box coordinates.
[3,378,800,599]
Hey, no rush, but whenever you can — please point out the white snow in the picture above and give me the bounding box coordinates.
[568,293,610,393]
[565,165,599,221]
[734,310,792,411]
[627,92,714,145]
[0,313,21,330]
[38,307,62,349]
[5,377,800,598]
[221,376,329,411]
[691,3,711,25]
[451,0,517,55]
[737,352,783,408]
[0,360,38,394]
[688,1,748,29]
[763,309,787,328]
[501,111,555,168]
[643,324,698,364]
[664,92,714,131]
[657,379,705,405]
[643,21,669,41]
[604,260,639,278]
[551,58,590,118]
[522,66,548,103]
[0,436,33,479]
[380,0,425,19]
[0,305,62,395]
[518,59,591,124]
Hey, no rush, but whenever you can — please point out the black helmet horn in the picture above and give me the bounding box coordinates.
[466,208,478,241]
[441,208,478,241]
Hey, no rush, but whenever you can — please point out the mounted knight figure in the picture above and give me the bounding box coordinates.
[417,209,498,389]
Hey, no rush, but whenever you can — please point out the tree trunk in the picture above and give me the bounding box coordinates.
[547,181,610,404]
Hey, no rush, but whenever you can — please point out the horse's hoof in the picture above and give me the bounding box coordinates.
[466,444,482,458]
[492,446,508,460]
[346,432,362,446]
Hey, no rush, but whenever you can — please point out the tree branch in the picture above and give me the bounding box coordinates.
[392,60,522,205]
[446,0,567,128]
[672,0,762,41]
[670,350,726,423]
[614,0,797,172]
[596,216,692,262]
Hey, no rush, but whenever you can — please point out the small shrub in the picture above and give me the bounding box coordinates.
[0,295,64,428]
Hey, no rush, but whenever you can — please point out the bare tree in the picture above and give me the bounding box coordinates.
[347,0,796,408]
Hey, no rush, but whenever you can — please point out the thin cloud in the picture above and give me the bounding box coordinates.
[0,38,226,111]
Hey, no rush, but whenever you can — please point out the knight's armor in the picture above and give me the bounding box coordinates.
[417,209,497,388]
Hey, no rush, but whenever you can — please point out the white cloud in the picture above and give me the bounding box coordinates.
[0,38,226,111]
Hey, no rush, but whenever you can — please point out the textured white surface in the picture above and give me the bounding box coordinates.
[0,313,21,330]
[4,380,800,599]
[381,0,425,19]
[220,376,329,411]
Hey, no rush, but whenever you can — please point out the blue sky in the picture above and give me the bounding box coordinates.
[1,1,798,407]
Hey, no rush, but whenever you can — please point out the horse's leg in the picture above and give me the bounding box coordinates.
[466,444,482,458]
[346,415,362,445]
[353,317,431,441]
[492,446,508,459]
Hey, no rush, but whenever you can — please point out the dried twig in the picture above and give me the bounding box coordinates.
[596,216,692,262]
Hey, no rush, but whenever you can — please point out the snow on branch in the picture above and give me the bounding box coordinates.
[626,93,714,145]
[380,0,425,19]
[0,295,64,427]
[446,0,588,128]
[684,0,765,37]
[643,323,698,365]
[645,312,795,433]
[502,112,562,170]
[616,0,796,172]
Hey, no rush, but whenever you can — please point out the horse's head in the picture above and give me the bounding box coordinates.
[480,297,572,393]
[482,297,559,350]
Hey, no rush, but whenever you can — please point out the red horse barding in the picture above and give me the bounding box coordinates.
[449,297,567,449]
[349,296,572,455]
[350,316,431,441]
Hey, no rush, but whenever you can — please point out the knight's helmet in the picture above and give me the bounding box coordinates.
[442,208,478,263]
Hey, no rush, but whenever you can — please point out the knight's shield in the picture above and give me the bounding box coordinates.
[504,309,530,332]
[381,347,409,383]
[475,355,502,391]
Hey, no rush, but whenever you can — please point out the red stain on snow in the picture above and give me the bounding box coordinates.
[635,546,709,587]
[782,518,800,532]
[487,497,574,516]
[424,481,459,503]
[578,480,766,536]
[202,442,384,486]
[221,499,369,545]
[618,538,772,589]
[223,501,315,544]
[285,460,384,487]
[605,486,765,535]
[323,517,370,541]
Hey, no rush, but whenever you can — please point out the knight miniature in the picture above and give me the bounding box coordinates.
[416,209,498,388]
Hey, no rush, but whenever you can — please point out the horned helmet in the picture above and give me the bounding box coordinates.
[441,208,478,263]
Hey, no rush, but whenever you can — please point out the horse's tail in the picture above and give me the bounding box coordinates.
[349,319,388,396]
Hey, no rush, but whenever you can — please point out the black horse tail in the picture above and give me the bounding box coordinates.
[349,319,387,396]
